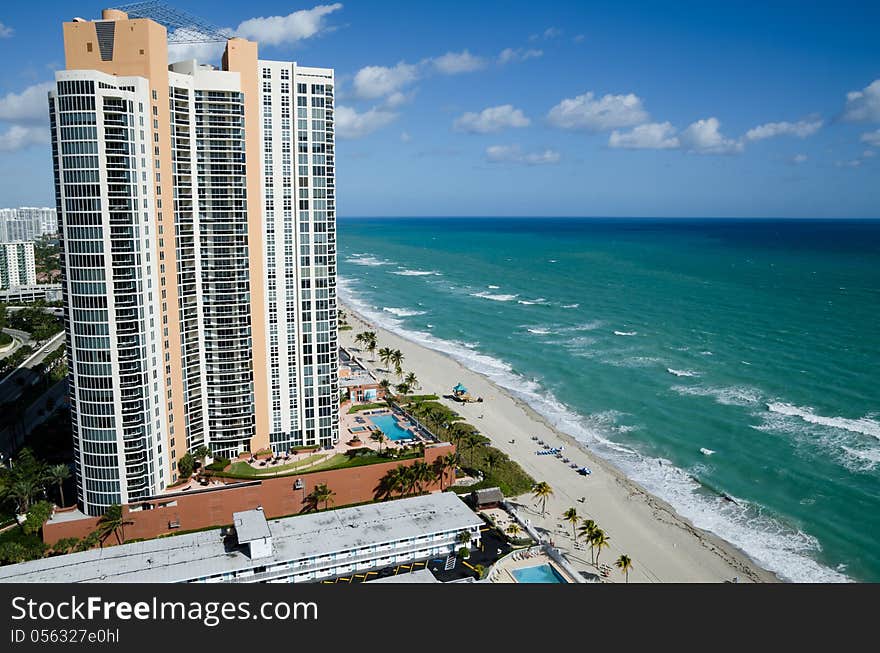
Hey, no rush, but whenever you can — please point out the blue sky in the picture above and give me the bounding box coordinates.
[0,0,878,217]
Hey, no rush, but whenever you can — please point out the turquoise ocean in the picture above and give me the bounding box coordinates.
[337,218,880,582]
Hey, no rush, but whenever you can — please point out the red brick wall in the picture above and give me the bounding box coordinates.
[43,444,455,546]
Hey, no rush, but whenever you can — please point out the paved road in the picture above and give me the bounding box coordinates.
[0,330,65,399]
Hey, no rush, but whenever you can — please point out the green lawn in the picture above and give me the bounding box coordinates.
[0,331,12,347]
[212,450,421,480]
[347,402,388,414]
[227,453,328,477]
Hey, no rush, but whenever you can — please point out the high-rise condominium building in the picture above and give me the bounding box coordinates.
[49,8,338,516]
[0,207,58,242]
[0,241,37,290]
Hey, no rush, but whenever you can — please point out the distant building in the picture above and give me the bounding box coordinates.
[0,283,62,304]
[0,241,37,290]
[0,208,57,242]
[0,493,482,584]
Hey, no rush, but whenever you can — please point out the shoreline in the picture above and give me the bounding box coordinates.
[339,301,780,583]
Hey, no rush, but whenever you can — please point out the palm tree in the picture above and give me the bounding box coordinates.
[390,349,405,377]
[396,382,411,396]
[432,453,458,490]
[364,332,378,361]
[591,529,610,567]
[563,507,579,540]
[531,481,554,517]
[307,483,336,511]
[46,464,70,507]
[8,478,39,515]
[409,461,437,494]
[615,554,633,583]
[370,430,386,454]
[404,371,419,392]
[485,449,503,474]
[456,530,472,546]
[505,523,522,539]
[354,331,367,349]
[96,504,132,546]
[578,519,598,563]
[378,378,392,399]
[378,347,394,370]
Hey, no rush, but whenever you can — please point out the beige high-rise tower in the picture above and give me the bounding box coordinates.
[50,8,338,516]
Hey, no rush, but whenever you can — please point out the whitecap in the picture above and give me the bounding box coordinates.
[700,447,716,456]
[346,255,393,267]
[470,291,518,302]
[767,403,880,441]
[518,297,547,306]
[526,328,551,335]
[390,269,437,276]
[382,307,426,317]
[672,384,762,407]
[562,303,579,309]
[614,330,637,336]
[701,351,714,356]
[667,368,700,378]
[488,285,500,289]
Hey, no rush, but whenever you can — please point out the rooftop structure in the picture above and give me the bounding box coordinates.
[0,493,482,584]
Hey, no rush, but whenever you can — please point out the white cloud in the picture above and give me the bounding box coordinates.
[168,4,342,64]
[530,27,562,41]
[486,144,560,165]
[383,90,416,108]
[335,105,397,139]
[168,40,226,65]
[843,79,880,122]
[454,105,530,133]
[400,131,412,143]
[0,125,47,152]
[547,92,649,131]
[861,129,880,147]
[863,149,876,158]
[352,62,419,100]
[790,154,808,164]
[235,3,343,46]
[608,122,679,149]
[573,34,586,44]
[0,81,54,124]
[835,159,862,168]
[678,117,743,154]
[430,50,487,75]
[498,48,543,65]
[0,21,13,38]
[745,119,823,141]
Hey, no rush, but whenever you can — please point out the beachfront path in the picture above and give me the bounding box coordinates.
[340,304,778,583]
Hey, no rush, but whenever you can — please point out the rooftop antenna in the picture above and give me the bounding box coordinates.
[110,1,232,43]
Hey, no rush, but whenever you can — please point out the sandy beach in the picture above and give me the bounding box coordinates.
[340,302,779,583]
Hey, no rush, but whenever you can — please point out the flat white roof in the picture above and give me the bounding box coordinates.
[0,493,480,584]
[233,509,270,543]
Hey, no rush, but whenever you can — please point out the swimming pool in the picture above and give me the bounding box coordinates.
[512,563,569,584]
[371,414,414,441]
[349,426,368,433]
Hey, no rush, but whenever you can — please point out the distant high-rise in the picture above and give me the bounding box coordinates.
[0,207,58,242]
[49,8,338,516]
[0,241,37,289]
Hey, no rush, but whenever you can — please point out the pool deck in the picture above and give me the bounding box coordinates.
[341,406,424,446]
[491,551,577,584]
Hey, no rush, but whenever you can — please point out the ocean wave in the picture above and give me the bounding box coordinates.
[606,356,665,368]
[614,330,637,336]
[701,351,714,356]
[672,384,762,406]
[518,297,547,306]
[470,291,518,302]
[345,255,393,267]
[488,285,500,289]
[766,403,880,440]
[526,328,552,335]
[390,269,437,276]
[667,368,700,378]
[337,277,849,582]
[562,303,580,309]
[841,446,880,471]
[382,307,427,317]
